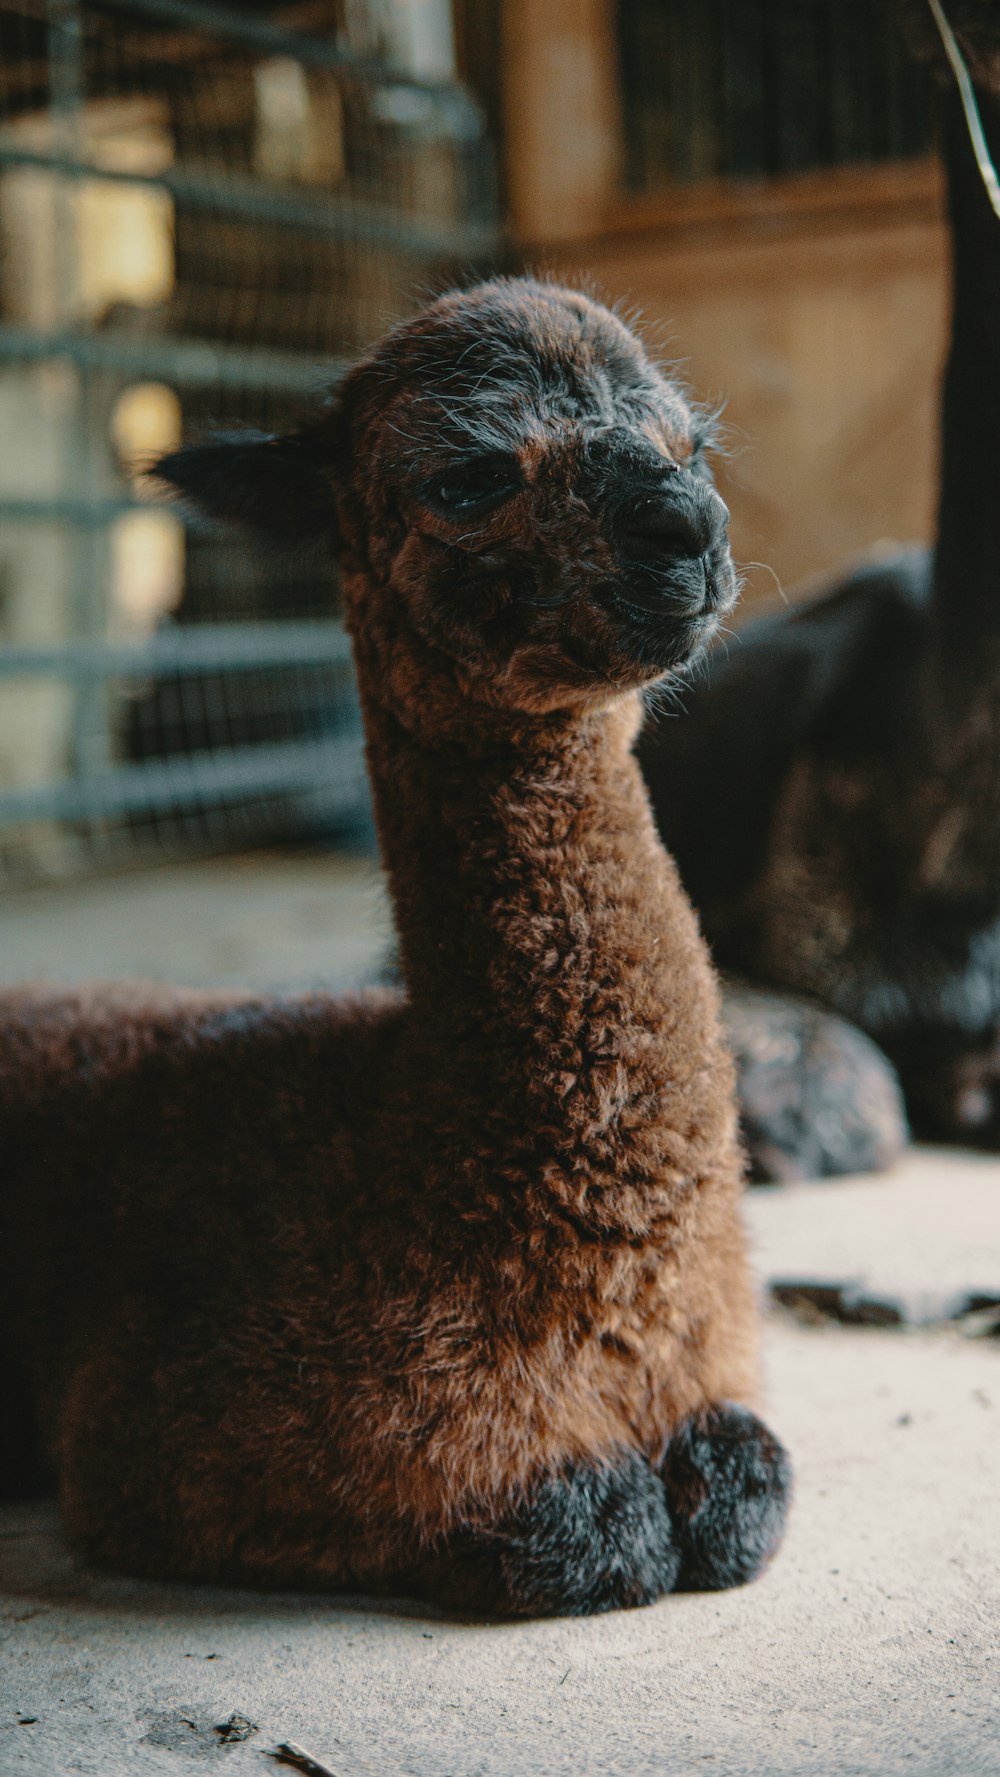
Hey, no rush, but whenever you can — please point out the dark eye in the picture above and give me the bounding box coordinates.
[425,458,521,512]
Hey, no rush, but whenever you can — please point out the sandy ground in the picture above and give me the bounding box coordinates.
[0,853,997,1777]
[2,1302,997,1777]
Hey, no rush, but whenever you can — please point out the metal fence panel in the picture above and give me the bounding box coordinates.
[0,0,495,883]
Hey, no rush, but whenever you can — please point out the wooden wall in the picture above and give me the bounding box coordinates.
[495,3,951,618]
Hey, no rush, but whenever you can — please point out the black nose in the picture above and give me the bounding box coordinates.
[611,480,729,565]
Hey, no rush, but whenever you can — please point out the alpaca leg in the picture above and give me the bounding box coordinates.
[660,1403,792,1591]
[723,981,908,1181]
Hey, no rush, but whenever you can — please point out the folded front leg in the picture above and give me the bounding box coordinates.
[424,1417,791,1618]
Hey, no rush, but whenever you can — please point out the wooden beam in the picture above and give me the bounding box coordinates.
[500,0,622,245]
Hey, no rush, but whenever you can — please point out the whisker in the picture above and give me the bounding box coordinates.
[740,560,787,606]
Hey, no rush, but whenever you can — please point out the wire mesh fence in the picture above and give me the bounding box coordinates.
[0,0,495,884]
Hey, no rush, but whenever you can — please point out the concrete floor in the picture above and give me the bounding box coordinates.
[0,850,392,995]
[1,853,998,1777]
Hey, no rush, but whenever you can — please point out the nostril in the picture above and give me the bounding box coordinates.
[612,487,728,563]
[614,498,700,560]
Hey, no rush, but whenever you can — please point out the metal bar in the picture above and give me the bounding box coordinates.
[0,736,365,827]
[0,323,346,394]
[0,622,353,680]
[46,0,114,778]
[0,495,141,524]
[0,495,285,532]
[0,146,494,259]
[89,0,467,101]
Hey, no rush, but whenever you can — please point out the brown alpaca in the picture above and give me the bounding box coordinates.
[0,280,789,1616]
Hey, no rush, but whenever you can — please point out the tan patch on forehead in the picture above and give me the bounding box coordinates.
[639,417,689,462]
[519,433,548,476]
[514,423,587,483]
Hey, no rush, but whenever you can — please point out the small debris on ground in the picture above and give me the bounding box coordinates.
[142,1707,257,1754]
[957,1298,1000,1338]
[770,1280,903,1327]
[267,1744,339,1777]
[215,1714,258,1745]
[770,1279,1000,1331]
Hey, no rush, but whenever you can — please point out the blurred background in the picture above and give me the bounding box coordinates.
[0,0,948,978]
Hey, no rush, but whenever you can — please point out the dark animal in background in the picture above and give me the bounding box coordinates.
[0,281,789,1616]
[642,16,1000,1178]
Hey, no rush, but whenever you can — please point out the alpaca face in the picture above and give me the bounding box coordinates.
[153,279,737,715]
[341,280,737,713]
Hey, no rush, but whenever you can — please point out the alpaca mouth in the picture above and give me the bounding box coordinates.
[594,568,722,634]
[609,579,699,617]
[563,591,720,683]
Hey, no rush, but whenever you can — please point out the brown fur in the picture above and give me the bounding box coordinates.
[0,281,778,1611]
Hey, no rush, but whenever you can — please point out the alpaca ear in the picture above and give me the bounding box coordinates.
[151,421,343,538]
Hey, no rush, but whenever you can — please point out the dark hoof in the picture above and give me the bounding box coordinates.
[723,982,909,1182]
[661,1403,792,1590]
[497,1449,681,1616]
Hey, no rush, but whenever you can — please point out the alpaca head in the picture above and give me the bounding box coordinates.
[155,279,736,717]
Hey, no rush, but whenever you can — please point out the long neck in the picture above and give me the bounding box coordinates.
[933,83,1000,683]
[346,584,734,1209]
